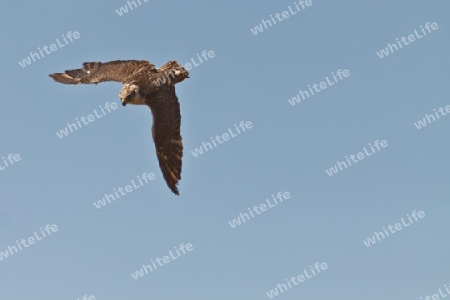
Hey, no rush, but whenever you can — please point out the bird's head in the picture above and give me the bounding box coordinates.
[119,83,144,106]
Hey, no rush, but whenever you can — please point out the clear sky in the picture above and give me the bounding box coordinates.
[1,0,449,299]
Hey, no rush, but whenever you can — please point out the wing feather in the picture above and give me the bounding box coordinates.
[49,60,155,85]
[147,87,183,195]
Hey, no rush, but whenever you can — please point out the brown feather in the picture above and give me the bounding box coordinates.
[146,87,183,195]
[49,60,155,84]
[49,59,189,195]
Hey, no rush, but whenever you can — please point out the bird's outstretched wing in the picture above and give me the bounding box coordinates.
[49,60,155,85]
[147,87,183,195]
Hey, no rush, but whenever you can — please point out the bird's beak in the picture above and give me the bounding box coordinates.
[121,98,127,106]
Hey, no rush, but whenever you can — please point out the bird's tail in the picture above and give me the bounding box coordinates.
[159,61,183,72]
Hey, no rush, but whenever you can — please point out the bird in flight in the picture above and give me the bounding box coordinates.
[49,60,189,195]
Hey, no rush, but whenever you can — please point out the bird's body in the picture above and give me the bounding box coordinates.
[49,60,189,195]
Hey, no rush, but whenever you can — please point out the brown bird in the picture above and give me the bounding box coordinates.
[49,60,189,195]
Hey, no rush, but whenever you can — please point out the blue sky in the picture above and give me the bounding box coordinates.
[1,0,449,299]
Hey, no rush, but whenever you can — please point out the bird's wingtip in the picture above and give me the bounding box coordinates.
[48,73,60,81]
